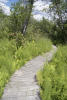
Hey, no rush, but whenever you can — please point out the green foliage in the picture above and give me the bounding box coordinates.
[39,18,54,37]
[26,18,55,43]
[25,18,41,41]
[0,0,34,38]
[50,0,67,43]
[10,0,33,33]
[0,0,52,98]
[0,37,52,97]
[10,4,27,32]
[25,18,53,42]
[0,8,6,19]
[9,32,26,49]
[0,10,10,39]
[37,45,67,100]
[15,32,26,49]
[0,39,17,97]
[15,38,52,69]
[52,21,67,44]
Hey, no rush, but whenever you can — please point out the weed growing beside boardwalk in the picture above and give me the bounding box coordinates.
[37,45,67,100]
[0,38,52,97]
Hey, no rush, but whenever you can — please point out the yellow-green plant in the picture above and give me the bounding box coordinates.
[0,37,52,97]
[37,45,67,100]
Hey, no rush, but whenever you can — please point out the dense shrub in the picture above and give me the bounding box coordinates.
[0,17,10,39]
[9,32,26,49]
[39,18,54,37]
[25,18,42,41]
[37,45,67,100]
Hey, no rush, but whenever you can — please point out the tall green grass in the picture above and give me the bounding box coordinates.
[0,37,52,97]
[37,45,67,100]
[15,38,52,68]
[0,39,17,97]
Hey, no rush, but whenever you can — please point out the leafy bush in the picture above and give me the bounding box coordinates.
[25,18,42,41]
[37,45,67,100]
[0,17,10,39]
[16,32,26,49]
[39,18,54,37]
[9,32,26,49]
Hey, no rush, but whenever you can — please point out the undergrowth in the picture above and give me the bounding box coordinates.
[0,37,52,97]
[37,45,67,100]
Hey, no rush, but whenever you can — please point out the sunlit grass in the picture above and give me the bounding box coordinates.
[0,37,52,97]
[37,45,67,100]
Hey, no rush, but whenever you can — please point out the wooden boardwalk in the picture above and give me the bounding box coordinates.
[1,46,57,100]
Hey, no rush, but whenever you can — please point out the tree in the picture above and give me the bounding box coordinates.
[0,9,10,38]
[10,1,29,33]
[50,0,67,43]
[9,0,34,34]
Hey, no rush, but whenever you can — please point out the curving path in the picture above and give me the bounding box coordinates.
[1,45,57,100]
